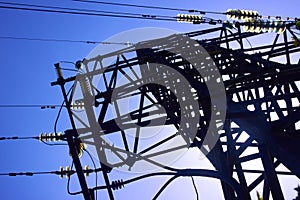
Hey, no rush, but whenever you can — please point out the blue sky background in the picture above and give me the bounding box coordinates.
[0,0,299,199]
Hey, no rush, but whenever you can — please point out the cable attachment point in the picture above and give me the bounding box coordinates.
[69,139,85,158]
[111,179,125,190]
[75,60,84,69]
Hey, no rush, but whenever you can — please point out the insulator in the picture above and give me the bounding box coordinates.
[111,179,125,190]
[53,133,57,142]
[59,166,64,179]
[274,21,286,34]
[243,19,286,34]
[65,166,71,179]
[39,132,63,142]
[84,165,90,177]
[177,13,203,24]
[39,132,49,141]
[71,101,85,110]
[261,20,274,32]
[47,133,53,142]
[227,9,259,20]
[57,132,63,141]
[58,166,72,179]
[81,77,92,95]
[126,41,131,47]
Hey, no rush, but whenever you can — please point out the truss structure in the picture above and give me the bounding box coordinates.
[52,22,300,200]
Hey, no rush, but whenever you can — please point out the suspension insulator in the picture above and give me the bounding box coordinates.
[39,132,63,142]
[227,9,259,20]
[177,14,203,24]
[243,19,286,34]
[80,76,92,95]
[111,179,125,190]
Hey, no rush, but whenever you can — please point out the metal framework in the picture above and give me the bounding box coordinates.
[52,23,300,200]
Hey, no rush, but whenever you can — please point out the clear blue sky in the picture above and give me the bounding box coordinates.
[0,0,299,199]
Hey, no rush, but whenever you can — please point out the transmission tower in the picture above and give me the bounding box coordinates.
[51,15,300,200]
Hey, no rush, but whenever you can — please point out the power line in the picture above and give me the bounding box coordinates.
[0,136,39,140]
[0,133,68,146]
[0,2,294,30]
[0,104,63,109]
[0,2,224,25]
[0,36,133,45]
[0,1,174,20]
[191,176,199,200]
[0,133,63,141]
[84,149,98,200]
[2,1,294,29]
[0,168,79,177]
[0,2,177,22]
[67,150,99,198]
[74,0,299,22]
[0,1,297,31]
[73,0,225,15]
[0,171,68,176]
[73,0,190,12]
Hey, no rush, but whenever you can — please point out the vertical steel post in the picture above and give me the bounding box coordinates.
[258,145,284,200]
[53,64,93,200]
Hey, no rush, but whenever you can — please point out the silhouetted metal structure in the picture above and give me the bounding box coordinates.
[52,22,300,200]
[185,25,300,200]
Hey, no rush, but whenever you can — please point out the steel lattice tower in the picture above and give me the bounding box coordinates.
[53,22,300,200]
